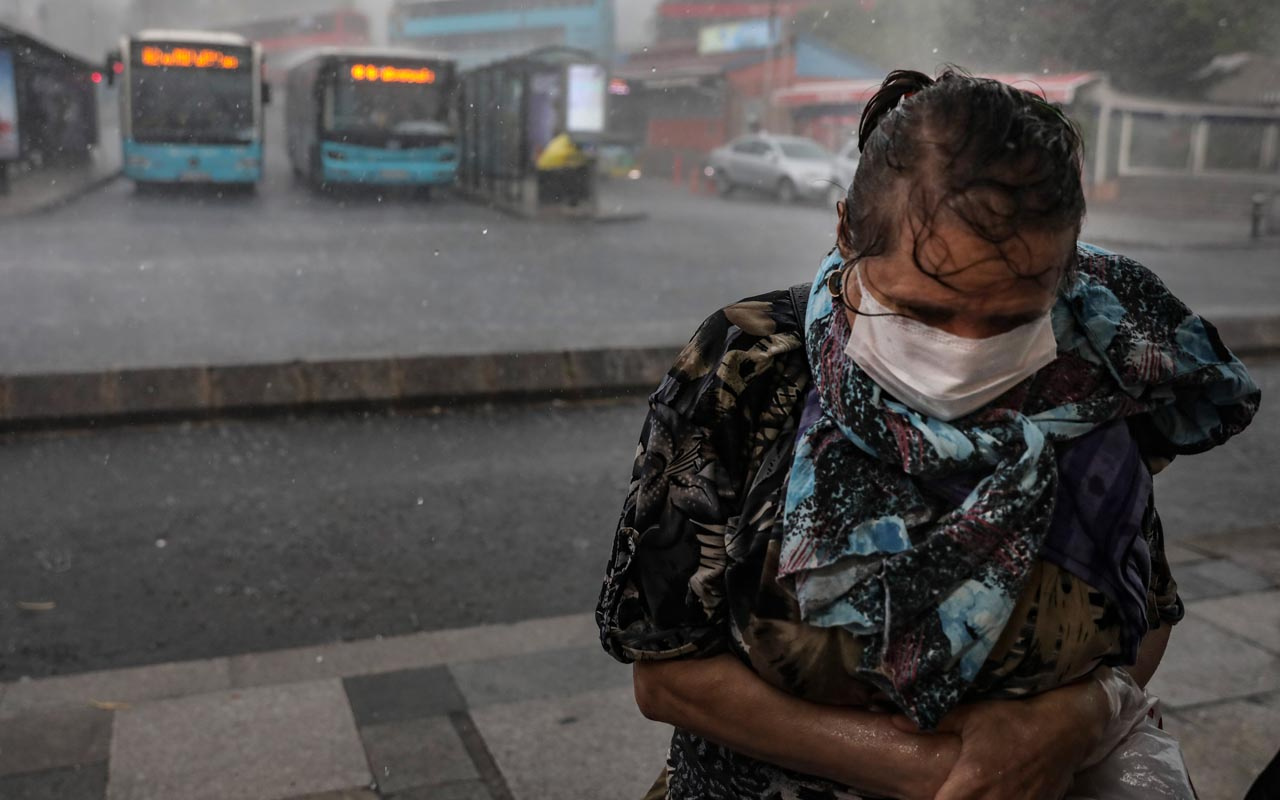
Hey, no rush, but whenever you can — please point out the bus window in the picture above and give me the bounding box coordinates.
[329,71,450,137]
[130,47,256,145]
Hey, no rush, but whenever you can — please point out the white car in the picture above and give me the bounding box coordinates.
[832,137,861,204]
[707,134,839,204]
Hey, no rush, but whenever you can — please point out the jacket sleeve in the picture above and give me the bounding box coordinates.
[595,396,734,662]
[595,289,805,663]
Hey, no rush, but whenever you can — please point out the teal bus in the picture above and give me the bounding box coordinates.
[111,30,267,186]
[285,48,458,191]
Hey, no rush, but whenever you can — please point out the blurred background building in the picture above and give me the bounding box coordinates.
[388,0,616,69]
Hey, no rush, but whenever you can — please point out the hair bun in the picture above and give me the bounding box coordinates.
[858,70,935,153]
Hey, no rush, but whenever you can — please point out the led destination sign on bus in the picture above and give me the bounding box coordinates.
[140,46,242,70]
[350,64,437,84]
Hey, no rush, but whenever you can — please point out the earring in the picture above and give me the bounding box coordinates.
[826,268,846,302]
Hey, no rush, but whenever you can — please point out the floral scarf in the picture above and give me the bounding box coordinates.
[780,244,1260,729]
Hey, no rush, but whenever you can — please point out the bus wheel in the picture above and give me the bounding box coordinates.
[308,148,327,192]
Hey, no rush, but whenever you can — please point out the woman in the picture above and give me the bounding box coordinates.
[596,70,1260,799]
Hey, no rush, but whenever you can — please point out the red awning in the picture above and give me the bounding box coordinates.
[774,72,1105,109]
[658,2,817,19]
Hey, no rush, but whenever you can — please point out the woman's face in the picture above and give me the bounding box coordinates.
[838,205,1077,340]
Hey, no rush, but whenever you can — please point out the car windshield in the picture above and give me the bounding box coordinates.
[778,139,833,160]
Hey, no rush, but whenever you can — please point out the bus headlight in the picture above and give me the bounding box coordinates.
[326,150,347,161]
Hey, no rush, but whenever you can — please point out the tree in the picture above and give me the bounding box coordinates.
[799,0,1280,94]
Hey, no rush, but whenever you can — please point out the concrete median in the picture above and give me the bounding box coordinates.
[0,345,682,429]
[0,311,1277,429]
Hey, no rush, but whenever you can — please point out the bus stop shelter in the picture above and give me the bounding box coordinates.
[457,46,609,218]
[0,24,101,192]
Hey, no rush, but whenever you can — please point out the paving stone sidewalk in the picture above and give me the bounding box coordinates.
[2,526,1278,800]
[0,120,122,220]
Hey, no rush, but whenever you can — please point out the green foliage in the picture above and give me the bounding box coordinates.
[798,0,1280,94]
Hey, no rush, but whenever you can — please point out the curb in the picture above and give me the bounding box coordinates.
[455,185,650,223]
[0,314,1276,431]
[1212,316,1280,357]
[0,345,682,430]
[1088,235,1280,253]
[0,167,122,220]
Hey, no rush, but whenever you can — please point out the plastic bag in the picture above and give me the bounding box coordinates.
[1065,668,1196,799]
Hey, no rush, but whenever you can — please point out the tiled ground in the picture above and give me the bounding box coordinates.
[0,540,1276,800]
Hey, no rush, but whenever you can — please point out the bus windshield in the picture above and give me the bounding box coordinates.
[130,45,256,145]
[327,63,451,140]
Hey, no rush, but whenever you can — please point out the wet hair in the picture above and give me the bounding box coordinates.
[838,68,1086,289]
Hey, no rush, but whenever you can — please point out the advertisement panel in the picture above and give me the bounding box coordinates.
[698,19,775,55]
[566,63,606,134]
[0,47,19,161]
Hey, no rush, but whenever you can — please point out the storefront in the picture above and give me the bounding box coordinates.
[613,35,879,178]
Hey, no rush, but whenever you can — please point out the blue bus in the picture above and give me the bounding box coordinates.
[285,48,458,191]
[389,0,615,67]
[112,31,267,186]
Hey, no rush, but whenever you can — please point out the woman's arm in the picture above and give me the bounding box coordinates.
[639,654,1129,800]
[1129,620,1173,688]
[634,655,958,800]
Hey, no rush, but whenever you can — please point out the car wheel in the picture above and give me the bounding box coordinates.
[777,178,797,205]
[714,172,734,197]
[827,183,846,209]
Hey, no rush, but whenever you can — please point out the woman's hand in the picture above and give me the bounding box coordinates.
[893,676,1111,800]
[635,656,963,800]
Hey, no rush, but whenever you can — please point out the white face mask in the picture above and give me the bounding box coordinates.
[843,265,1059,421]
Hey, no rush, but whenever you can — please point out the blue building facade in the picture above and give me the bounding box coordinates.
[389,0,614,68]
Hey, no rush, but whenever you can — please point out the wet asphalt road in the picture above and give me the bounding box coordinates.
[1,355,1275,681]
[0,110,1276,375]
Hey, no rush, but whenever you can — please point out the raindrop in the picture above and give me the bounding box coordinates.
[822,10,829,18]
[315,655,324,663]
[155,538,167,549]
[416,497,425,505]
[1217,17,1228,27]
[481,228,489,235]
[932,48,939,54]
[432,249,441,257]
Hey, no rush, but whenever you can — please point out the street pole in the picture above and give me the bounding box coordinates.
[762,0,778,132]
